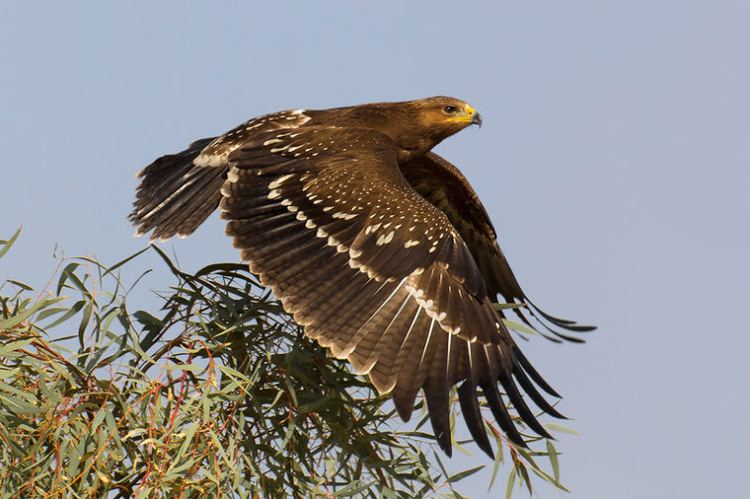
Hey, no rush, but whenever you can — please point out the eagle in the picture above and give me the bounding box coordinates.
[129,96,594,458]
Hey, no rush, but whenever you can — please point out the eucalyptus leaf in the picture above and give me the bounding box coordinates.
[0,226,22,258]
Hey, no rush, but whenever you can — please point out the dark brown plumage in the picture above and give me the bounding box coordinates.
[129,96,594,458]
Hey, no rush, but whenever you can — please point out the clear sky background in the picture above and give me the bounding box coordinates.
[2,1,748,498]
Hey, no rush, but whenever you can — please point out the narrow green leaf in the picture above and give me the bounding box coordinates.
[0,338,34,356]
[505,467,516,499]
[6,279,33,291]
[448,465,484,483]
[166,458,196,476]
[44,300,85,329]
[494,302,526,311]
[171,364,204,374]
[488,435,504,491]
[0,226,22,258]
[0,297,63,330]
[547,440,560,482]
[543,422,579,435]
[0,392,39,414]
[518,463,532,494]
[90,408,106,433]
[78,301,94,346]
[104,245,151,275]
[56,262,80,295]
[177,423,200,458]
[335,480,375,496]
[35,306,69,321]
[501,319,538,336]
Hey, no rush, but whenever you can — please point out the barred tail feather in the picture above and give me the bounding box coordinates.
[129,137,224,240]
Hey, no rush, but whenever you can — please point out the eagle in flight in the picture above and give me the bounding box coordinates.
[130,96,593,458]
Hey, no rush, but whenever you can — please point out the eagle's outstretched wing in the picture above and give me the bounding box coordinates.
[218,125,564,457]
[401,152,596,343]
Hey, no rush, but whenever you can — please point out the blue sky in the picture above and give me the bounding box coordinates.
[1,1,749,497]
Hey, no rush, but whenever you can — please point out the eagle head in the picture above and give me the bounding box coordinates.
[390,96,482,161]
[417,96,482,133]
[323,96,483,162]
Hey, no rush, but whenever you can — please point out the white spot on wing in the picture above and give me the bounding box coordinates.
[194,152,229,167]
[376,230,395,246]
[269,174,294,189]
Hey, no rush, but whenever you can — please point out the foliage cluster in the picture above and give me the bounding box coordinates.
[0,228,569,498]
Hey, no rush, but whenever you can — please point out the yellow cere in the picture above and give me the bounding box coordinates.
[449,103,477,124]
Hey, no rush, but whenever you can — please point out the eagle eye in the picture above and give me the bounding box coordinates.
[443,105,458,115]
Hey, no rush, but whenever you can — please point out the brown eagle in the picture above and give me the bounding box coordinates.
[130,96,594,458]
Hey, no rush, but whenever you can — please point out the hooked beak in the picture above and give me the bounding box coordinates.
[471,112,482,128]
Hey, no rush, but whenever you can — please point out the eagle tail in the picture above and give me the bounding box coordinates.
[129,137,225,240]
